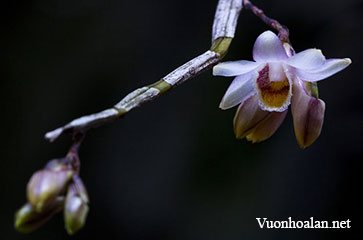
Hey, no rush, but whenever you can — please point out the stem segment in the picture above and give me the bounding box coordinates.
[243,0,290,43]
[45,0,243,142]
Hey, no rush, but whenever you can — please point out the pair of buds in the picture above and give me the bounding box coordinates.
[15,159,89,235]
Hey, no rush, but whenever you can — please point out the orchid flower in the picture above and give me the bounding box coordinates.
[213,30,351,147]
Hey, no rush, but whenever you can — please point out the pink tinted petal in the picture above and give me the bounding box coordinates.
[219,71,257,110]
[291,80,325,148]
[253,31,288,63]
[295,58,351,82]
[246,109,288,143]
[233,95,269,139]
[286,49,325,70]
[213,60,260,77]
[268,62,285,82]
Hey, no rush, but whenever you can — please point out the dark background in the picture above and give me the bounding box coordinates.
[1,0,361,239]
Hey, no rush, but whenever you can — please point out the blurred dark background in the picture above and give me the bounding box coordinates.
[1,0,361,239]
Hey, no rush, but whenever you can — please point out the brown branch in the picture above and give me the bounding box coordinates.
[243,0,290,43]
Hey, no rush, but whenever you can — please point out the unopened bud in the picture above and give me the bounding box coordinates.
[15,197,64,233]
[44,158,69,171]
[73,175,89,203]
[64,183,89,235]
[27,169,73,212]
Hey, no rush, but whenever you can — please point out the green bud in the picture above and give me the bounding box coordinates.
[14,198,64,233]
[64,184,89,235]
[73,175,89,203]
[44,158,69,171]
[27,169,73,212]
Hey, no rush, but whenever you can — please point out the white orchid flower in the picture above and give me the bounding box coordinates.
[213,30,351,147]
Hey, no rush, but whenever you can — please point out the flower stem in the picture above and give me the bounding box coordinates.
[65,132,85,173]
[243,0,290,43]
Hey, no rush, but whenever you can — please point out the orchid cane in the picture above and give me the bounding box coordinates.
[14,0,351,234]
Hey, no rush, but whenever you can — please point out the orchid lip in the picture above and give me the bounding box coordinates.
[254,64,292,112]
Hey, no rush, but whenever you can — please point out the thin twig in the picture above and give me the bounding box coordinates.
[243,0,290,43]
[65,132,85,173]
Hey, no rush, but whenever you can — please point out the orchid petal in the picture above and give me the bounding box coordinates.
[253,31,288,63]
[295,58,351,82]
[213,60,260,77]
[291,80,325,148]
[286,49,326,70]
[233,95,269,139]
[219,71,257,110]
[268,62,285,82]
[246,110,288,143]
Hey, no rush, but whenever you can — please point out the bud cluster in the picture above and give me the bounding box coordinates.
[15,158,89,235]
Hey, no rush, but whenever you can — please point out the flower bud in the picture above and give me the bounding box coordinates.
[14,197,64,233]
[73,175,89,203]
[64,183,89,235]
[27,169,73,212]
[291,80,325,148]
[44,158,69,171]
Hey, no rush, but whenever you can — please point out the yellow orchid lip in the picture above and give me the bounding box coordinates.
[255,64,291,112]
